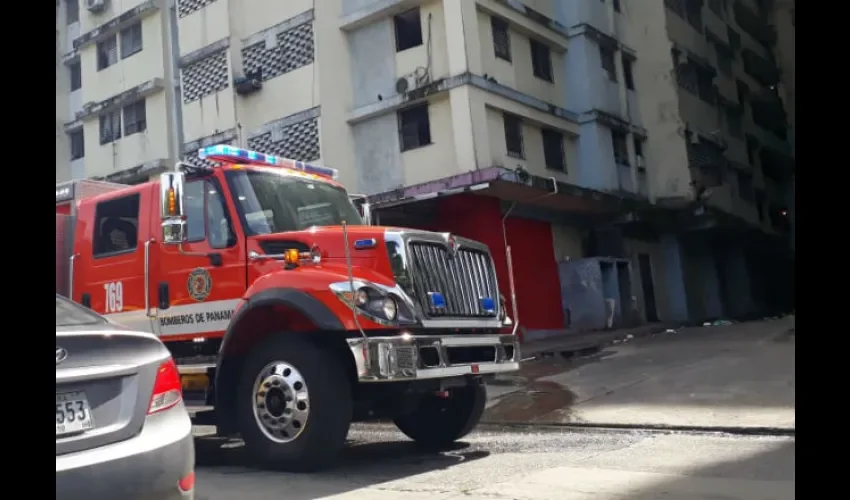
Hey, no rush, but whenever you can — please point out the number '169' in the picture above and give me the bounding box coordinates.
[103,281,124,313]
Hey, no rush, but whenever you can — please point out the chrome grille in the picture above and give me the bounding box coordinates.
[407,242,499,318]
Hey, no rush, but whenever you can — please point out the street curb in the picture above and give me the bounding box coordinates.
[523,324,673,359]
[476,421,796,437]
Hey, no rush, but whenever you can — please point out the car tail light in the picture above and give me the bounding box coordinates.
[178,471,195,492]
[148,358,183,415]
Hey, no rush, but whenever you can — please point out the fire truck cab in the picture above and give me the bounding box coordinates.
[56,145,520,470]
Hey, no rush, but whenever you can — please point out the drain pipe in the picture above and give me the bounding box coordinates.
[501,176,560,337]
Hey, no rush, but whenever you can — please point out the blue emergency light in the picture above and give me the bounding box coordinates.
[197,144,339,180]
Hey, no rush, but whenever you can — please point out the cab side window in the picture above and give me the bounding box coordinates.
[92,194,140,258]
[183,179,236,249]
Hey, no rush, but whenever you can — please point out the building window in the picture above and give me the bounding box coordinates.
[611,130,629,165]
[503,114,524,158]
[99,110,122,145]
[69,129,85,160]
[393,8,423,52]
[69,62,82,91]
[737,172,754,202]
[530,40,553,82]
[634,137,645,171]
[613,0,621,12]
[66,0,79,24]
[685,0,704,30]
[708,0,723,16]
[600,46,617,82]
[745,135,758,165]
[123,100,147,136]
[120,22,143,59]
[696,66,716,104]
[491,17,511,62]
[622,56,635,90]
[398,104,431,151]
[675,60,698,95]
[716,49,732,76]
[542,129,566,172]
[726,108,743,138]
[96,35,118,71]
[92,195,140,257]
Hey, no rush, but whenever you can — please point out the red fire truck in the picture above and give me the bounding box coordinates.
[55,145,520,470]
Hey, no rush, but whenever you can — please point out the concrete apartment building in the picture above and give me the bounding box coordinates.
[55,0,794,337]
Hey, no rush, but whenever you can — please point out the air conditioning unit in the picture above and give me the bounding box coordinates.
[86,0,108,13]
[394,67,430,95]
[636,155,646,169]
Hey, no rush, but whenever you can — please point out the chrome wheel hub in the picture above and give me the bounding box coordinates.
[252,361,310,443]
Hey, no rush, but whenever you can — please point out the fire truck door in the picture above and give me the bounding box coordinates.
[153,177,246,339]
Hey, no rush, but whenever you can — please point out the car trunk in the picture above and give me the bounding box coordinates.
[56,324,170,456]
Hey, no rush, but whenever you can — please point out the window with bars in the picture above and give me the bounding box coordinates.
[622,56,635,90]
[69,62,81,91]
[542,129,566,172]
[600,46,617,82]
[398,104,431,151]
[675,59,698,95]
[99,110,122,145]
[123,100,147,136]
[503,114,524,158]
[491,17,512,62]
[96,36,118,71]
[394,8,423,52]
[120,22,143,59]
[612,131,629,166]
[65,0,79,24]
[69,129,84,160]
[530,39,553,82]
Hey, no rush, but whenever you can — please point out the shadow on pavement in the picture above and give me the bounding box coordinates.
[622,439,795,499]
[194,433,490,500]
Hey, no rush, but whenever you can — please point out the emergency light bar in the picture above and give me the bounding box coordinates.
[198,144,339,180]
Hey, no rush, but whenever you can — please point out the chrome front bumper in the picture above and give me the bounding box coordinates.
[347,334,520,382]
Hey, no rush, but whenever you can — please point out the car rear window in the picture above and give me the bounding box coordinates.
[56,295,106,327]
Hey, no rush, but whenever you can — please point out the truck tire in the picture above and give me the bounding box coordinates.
[393,379,487,448]
[235,335,352,471]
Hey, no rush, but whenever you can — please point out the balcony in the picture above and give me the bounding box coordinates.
[733,0,777,47]
[742,49,781,87]
[750,89,789,143]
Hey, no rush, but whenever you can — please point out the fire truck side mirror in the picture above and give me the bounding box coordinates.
[160,172,188,244]
[349,194,372,226]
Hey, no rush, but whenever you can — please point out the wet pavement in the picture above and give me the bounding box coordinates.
[193,423,795,499]
[484,317,795,429]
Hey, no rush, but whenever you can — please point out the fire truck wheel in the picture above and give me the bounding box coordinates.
[236,335,352,471]
[393,379,486,448]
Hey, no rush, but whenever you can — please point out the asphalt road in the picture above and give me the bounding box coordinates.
[193,424,794,500]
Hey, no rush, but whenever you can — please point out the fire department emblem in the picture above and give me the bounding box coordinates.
[446,234,460,255]
[188,268,212,302]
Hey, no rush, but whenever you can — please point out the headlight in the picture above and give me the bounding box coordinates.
[354,289,369,307]
[380,297,398,321]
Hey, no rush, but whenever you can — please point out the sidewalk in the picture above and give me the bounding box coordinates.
[486,316,795,430]
[519,322,674,360]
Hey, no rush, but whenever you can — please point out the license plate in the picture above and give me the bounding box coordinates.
[56,391,95,437]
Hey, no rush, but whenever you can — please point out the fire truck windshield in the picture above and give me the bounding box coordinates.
[225,169,362,235]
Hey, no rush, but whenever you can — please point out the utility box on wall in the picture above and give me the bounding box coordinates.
[558,257,640,331]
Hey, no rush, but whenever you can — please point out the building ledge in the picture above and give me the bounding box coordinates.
[567,23,637,57]
[93,158,170,185]
[348,72,580,125]
[578,109,647,137]
[77,78,165,121]
[478,0,568,50]
[73,0,161,50]
[339,0,423,31]
[183,128,239,155]
[178,38,230,68]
